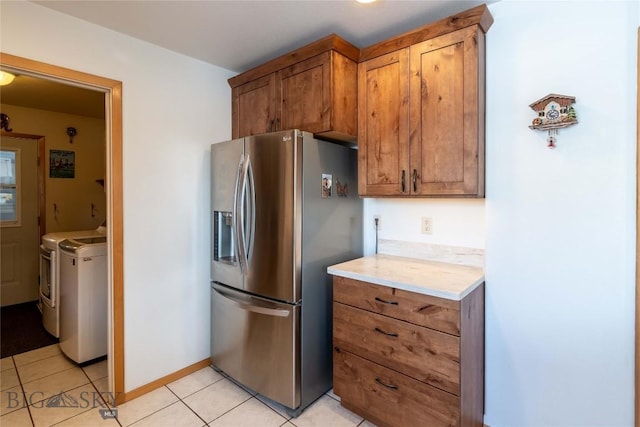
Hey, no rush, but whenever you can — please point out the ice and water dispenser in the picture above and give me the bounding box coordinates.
[213,211,236,264]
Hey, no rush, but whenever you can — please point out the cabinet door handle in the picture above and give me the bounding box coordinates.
[375,378,398,390]
[401,170,406,193]
[375,296,398,305]
[374,327,398,338]
[413,169,418,192]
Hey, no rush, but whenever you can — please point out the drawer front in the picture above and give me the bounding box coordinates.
[334,348,460,427]
[334,302,460,395]
[333,276,460,335]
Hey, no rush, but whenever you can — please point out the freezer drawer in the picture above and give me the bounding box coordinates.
[211,283,300,409]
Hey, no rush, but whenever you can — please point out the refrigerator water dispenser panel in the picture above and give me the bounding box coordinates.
[214,211,236,264]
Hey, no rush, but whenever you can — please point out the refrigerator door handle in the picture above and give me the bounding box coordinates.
[237,154,254,270]
[212,284,291,318]
[245,156,256,265]
[235,154,248,273]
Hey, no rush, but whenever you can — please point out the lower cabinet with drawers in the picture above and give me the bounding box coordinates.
[331,275,485,427]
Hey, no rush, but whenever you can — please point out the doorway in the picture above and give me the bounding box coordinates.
[0,133,53,356]
[0,135,43,306]
[0,53,124,403]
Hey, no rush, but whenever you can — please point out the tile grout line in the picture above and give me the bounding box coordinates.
[78,364,123,426]
[163,367,285,426]
[174,375,256,426]
[175,369,259,425]
[167,367,226,401]
[202,393,255,425]
[15,351,78,388]
[165,385,209,426]
[165,365,226,426]
[19,367,90,409]
[5,357,351,427]
[116,386,189,427]
[33,382,95,427]
[325,392,340,403]
[15,348,108,427]
[12,347,63,369]
[210,375,284,425]
[252,396,293,424]
[9,354,36,427]
[4,345,112,427]
[112,368,228,427]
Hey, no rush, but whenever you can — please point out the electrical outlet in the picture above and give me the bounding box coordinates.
[421,217,433,234]
[373,215,382,230]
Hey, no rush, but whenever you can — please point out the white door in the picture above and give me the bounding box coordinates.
[0,136,40,307]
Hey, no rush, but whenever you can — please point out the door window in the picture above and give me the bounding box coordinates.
[0,149,20,226]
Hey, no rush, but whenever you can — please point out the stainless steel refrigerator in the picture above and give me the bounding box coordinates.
[210,129,362,415]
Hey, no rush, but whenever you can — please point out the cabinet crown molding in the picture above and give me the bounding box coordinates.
[228,33,360,89]
[359,3,493,62]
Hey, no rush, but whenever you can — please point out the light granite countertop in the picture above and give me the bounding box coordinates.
[327,254,485,301]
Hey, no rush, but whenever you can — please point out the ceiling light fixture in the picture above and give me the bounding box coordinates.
[356,0,376,3]
[0,71,15,86]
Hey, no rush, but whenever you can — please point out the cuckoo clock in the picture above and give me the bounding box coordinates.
[529,94,578,148]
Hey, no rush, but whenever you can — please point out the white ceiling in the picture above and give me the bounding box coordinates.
[32,0,495,73]
[1,0,495,118]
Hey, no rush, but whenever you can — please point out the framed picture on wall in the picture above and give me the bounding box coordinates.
[49,150,75,178]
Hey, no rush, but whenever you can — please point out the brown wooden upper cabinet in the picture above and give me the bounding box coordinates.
[229,35,359,145]
[358,5,493,197]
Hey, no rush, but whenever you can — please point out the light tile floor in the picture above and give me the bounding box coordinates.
[1,344,376,427]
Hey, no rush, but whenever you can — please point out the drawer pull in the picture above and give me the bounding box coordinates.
[374,297,398,305]
[375,378,398,390]
[374,327,398,338]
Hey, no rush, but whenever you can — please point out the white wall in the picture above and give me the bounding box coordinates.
[1,0,235,391]
[363,198,486,254]
[484,1,637,425]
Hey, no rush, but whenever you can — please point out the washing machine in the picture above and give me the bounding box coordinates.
[58,235,108,363]
[39,226,106,338]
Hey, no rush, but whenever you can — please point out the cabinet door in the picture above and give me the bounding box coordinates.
[276,51,332,134]
[409,26,484,196]
[357,49,410,196]
[232,73,277,138]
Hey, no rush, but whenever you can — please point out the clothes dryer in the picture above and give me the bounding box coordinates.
[39,226,106,337]
[58,236,107,363]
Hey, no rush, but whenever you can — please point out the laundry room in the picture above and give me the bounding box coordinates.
[0,75,107,359]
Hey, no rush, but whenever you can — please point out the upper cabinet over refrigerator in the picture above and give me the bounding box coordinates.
[228,35,359,146]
